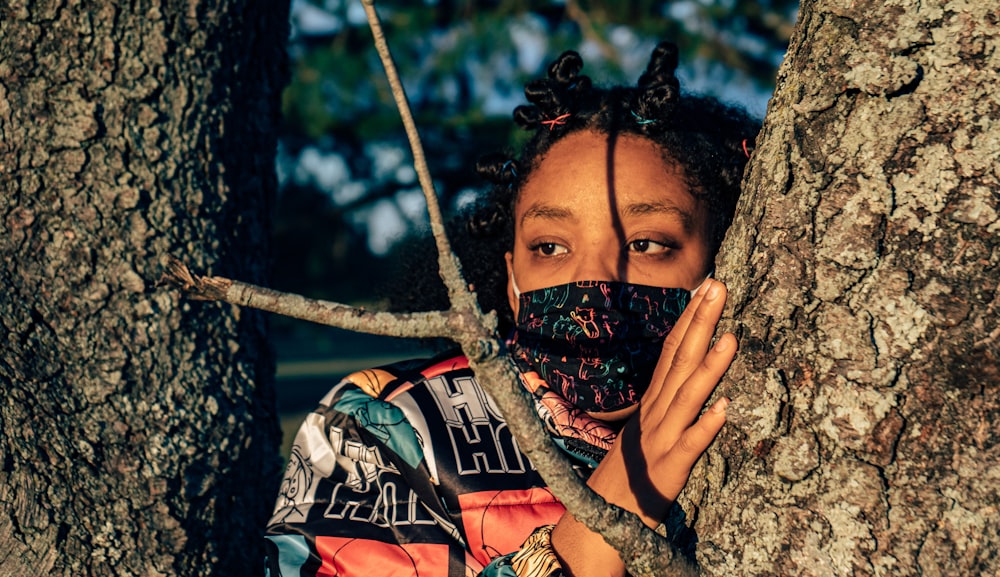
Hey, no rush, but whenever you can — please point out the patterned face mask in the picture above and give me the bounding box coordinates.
[508,280,692,413]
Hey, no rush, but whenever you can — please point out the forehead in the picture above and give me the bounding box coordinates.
[515,130,698,218]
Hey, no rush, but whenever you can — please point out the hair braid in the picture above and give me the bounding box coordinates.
[633,41,682,124]
[514,51,591,131]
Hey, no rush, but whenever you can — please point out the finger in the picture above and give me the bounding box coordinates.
[654,396,729,502]
[643,280,712,401]
[666,281,727,383]
[646,331,736,445]
[657,280,711,372]
[649,281,729,415]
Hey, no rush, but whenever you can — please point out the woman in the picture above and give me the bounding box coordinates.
[265,42,758,577]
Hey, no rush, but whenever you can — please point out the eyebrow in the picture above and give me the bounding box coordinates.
[622,201,695,231]
[519,203,576,228]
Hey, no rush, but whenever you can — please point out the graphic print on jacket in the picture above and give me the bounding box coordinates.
[265,353,567,577]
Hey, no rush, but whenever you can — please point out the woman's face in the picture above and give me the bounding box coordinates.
[506,130,712,315]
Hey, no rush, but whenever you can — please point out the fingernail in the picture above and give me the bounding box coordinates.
[706,282,721,301]
[711,397,729,414]
[714,337,730,352]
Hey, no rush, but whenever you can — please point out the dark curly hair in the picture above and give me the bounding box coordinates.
[387,42,759,336]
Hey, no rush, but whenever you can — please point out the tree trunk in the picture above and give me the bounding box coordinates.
[0,1,287,575]
[686,0,1000,575]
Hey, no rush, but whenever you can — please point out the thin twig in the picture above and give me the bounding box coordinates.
[159,257,453,339]
[360,0,476,313]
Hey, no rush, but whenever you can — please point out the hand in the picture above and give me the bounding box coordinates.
[592,278,736,525]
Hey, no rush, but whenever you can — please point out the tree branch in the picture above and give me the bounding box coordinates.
[159,257,455,339]
[360,0,476,315]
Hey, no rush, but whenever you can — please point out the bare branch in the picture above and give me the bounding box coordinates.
[360,0,478,316]
[159,257,454,339]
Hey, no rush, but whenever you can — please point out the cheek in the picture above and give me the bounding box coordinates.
[505,251,518,316]
[673,257,711,292]
[689,239,715,286]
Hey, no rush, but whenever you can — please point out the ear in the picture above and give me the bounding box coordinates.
[505,251,518,317]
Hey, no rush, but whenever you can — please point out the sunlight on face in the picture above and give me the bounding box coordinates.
[505,130,712,316]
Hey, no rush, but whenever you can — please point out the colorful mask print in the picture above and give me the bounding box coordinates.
[508,280,690,413]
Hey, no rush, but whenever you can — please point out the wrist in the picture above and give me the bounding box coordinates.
[551,512,626,577]
[586,429,666,528]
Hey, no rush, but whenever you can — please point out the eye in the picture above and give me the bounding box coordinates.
[627,239,671,254]
[531,242,568,256]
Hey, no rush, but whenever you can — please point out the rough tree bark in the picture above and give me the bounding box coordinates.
[685,0,999,575]
[0,1,287,575]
